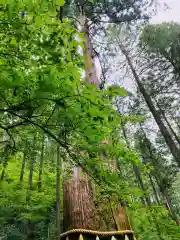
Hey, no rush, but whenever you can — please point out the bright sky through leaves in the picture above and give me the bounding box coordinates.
[151,0,180,23]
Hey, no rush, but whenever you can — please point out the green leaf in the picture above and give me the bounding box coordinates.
[10,38,17,46]
[107,85,128,97]
[0,0,6,4]
[35,15,43,26]
[7,3,13,20]
[56,0,64,6]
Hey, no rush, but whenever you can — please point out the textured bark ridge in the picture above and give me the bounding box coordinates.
[63,179,106,231]
[63,178,132,233]
[115,206,131,231]
[80,15,100,87]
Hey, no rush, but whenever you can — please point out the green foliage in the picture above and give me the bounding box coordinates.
[140,22,180,80]
[140,22,180,55]
[0,0,127,168]
[62,0,149,26]
[0,158,57,239]
[171,173,180,219]
[130,205,180,240]
[0,1,147,239]
[0,1,179,240]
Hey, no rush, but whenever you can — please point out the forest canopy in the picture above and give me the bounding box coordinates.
[0,1,180,240]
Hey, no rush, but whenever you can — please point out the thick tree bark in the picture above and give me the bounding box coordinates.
[114,204,132,231]
[119,43,180,167]
[63,178,104,231]
[80,15,100,87]
[20,140,27,184]
[56,144,61,239]
[38,135,45,191]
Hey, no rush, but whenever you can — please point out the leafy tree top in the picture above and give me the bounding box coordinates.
[140,22,180,76]
[62,0,151,24]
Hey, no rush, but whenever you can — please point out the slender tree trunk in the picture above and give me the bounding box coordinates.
[29,137,36,190]
[163,115,180,145]
[25,136,37,237]
[164,189,179,225]
[56,144,61,239]
[1,161,7,180]
[148,174,161,205]
[132,164,152,205]
[20,140,27,184]
[1,157,7,181]
[38,135,45,191]
[175,119,180,134]
[26,222,36,240]
[156,101,180,146]
[26,136,36,202]
[119,43,180,167]
[1,144,9,181]
[119,115,151,206]
[123,127,151,206]
[154,174,179,224]
[139,126,179,223]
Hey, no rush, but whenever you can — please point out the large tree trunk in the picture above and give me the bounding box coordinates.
[63,14,102,233]
[81,15,100,87]
[119,43,180,168]
[63,177,103,231]
[114,204,132,231]
[63,16,133,239]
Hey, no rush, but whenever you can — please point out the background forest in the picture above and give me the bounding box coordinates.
[0,0,180,239]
